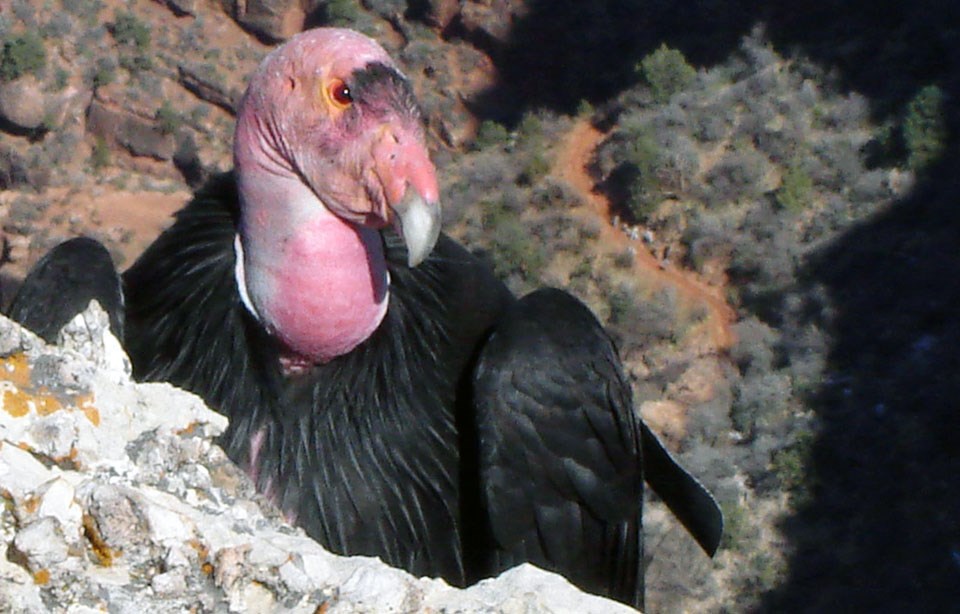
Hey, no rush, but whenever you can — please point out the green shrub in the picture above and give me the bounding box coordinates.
[326,0,362,26]
[607,285,638,326]
[516,112,543,145]
[41,14,74,40]
[515,112,549,185]
[53,66,69,90]
[731,371,791,436]
[903,84,946,171]
[64,0,104,22]
[775,159,814,213]
[702,144,768,208]
[40,110,58,133]
[749,552,783,591]
[612,247,635,269]
[112,10,152,75]
[625,129,663,220]
[91,137,110,171]
[518,150,550,186]
[91,58,115,88]
[119,52,152,74]
[771,429,815,504]
[473,120,510,151]
[638,44,696,104]
[719,500,752,552]
[575,99,594,118]
[155,100,179,135]
[490,218,547,280]
[0,32,46,81]
[112,11,150,49]
[481,199,547,281]
[189,104,209,124]
[570,257,593,280]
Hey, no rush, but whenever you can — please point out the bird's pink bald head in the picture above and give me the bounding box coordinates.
[234,27,438,229]
[241,29,397,121]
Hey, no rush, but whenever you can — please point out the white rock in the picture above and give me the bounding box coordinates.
[135,487,201,545]
[0,306,638,613]
[13,516,69,569]
[338,562,420,611]
[34,477,83,541]
[23,409,80,461]
[58,301,131,380]
[164,545,191,570]
[0,315,40,355]
[0,439,56,498]
[232,579,278,613]
[0,556,46,613]
[454,564,638,613]
[151,568,188,595]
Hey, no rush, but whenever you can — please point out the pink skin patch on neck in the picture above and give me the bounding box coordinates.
[261,214,389,365]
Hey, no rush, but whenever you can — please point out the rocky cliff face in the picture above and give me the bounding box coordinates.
[0,304,636,613]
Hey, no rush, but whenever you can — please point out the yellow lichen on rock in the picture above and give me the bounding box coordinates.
[1,376,99,425]
[3,386,34,418]
[2,384,64,419]
[34,391,63,416]
[76,394,101,426]
[0,353,32,388]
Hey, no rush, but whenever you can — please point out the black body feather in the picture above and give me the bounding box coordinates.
[15,173,723,608]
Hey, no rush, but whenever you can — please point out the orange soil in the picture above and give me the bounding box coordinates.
[553,120,736,350]
[1,187,187,284]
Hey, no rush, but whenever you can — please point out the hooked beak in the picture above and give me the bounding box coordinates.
[374,126,441,267]
[392,187,441,267]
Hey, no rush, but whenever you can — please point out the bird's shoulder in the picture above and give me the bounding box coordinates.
[383,231,514,366]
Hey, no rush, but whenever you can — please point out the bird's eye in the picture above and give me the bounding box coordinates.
[328,79,353,108]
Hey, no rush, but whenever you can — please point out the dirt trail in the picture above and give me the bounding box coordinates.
[553,120,736,350]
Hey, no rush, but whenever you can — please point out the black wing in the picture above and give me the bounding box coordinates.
[472,288,645,608]
[7,237,124,343]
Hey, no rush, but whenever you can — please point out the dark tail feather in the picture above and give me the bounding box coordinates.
[7,237,124,344]
[641,422,724,557]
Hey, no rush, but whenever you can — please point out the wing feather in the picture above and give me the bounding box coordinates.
[8,237,124,343]
[473,287,643,607]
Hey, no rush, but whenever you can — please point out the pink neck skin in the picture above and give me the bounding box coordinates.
[235,135,389,366]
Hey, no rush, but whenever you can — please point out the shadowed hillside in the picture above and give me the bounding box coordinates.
[761,151,960,611]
